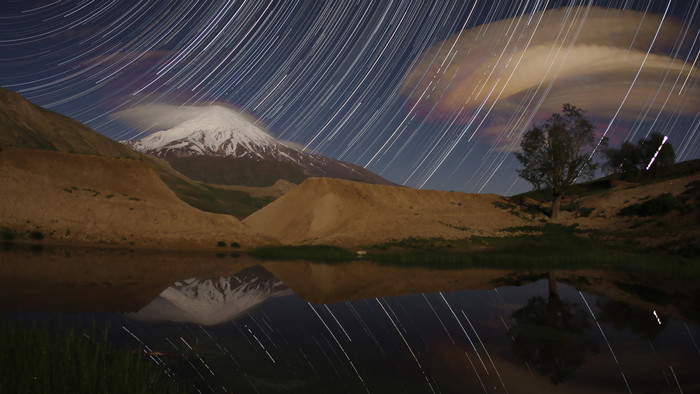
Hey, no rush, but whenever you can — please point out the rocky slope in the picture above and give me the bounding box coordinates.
[553,172,700,252]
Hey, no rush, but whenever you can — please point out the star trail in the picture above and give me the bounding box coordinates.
[1,0,698,194]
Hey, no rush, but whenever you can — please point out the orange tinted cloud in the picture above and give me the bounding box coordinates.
[402,6,699,141]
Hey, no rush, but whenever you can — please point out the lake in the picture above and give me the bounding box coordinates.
[1,245,699,393]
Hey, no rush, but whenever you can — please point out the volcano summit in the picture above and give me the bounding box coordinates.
[120,104,391,187]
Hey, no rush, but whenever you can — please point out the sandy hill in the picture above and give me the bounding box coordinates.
[0,86,283,219]
[0,146,274,249]
[0,87,140,159]
[244,177,532,246]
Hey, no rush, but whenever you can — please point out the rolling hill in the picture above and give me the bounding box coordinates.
[0,87,281,218]
[0,87,275,248]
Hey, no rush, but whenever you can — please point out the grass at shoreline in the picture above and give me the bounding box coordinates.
[249,245,357,261]
[0,320,190,393]
[249,224,698,274]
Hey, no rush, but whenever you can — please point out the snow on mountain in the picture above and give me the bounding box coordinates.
[119,103,394,186]
[128,266,292,325]
[123,105,284,159]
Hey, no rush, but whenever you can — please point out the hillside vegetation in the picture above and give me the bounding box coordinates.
[509,159,700,256]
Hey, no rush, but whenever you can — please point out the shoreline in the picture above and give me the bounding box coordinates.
[0,237,252,254]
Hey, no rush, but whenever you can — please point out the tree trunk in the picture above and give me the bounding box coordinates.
[547,271,564,313]
[551,192,563,219]
[548,271,558,299]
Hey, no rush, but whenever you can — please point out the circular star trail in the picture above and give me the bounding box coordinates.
[1,0,698,195]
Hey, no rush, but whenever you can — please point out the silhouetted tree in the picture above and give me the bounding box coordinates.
[508,272,599,385]
[603,132,675,179]
[639,132,675,175]
[603,141,642,179]
[514,104,606,219]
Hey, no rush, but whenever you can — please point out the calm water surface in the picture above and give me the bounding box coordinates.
[1,246,699,393]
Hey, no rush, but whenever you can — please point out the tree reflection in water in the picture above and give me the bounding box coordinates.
[508,272,600,384]
[597,298,667,341]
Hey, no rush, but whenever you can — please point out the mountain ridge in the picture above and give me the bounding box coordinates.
[129,265,292,325]
[120,104,394,187]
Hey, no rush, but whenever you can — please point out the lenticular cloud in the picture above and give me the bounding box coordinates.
[402,6,699,143]
[112,103,264,139]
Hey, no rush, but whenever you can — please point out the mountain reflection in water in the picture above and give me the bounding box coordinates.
[129,266,292,325]
[1,248,699,393]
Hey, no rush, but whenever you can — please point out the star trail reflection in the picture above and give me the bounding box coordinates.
[1,1,698,195]
[93,266,700,392]
[2,259,700,392]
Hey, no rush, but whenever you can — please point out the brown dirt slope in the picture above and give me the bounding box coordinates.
[558,173,700,230]
[553,172,700,251]
[243,177,532,246]
[216,179,297,198]
[0,87,278,218]
[0,87,140,159]
[0,146,274,249]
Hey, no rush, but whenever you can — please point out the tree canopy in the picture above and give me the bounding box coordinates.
[603,132,675,179]
[514,104,605,219]
[508,277,598,385]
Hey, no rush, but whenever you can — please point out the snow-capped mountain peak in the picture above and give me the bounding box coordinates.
[117,103,394,186]
[128,266,292,325]
[123,105,282,159]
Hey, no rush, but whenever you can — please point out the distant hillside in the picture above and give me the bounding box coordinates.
[515,158,700,202]
[165,155,308,187]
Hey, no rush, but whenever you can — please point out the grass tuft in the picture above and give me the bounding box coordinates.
[0,320,190,393]
[1,228,15,242]
[361,224,696,270]
[28,231,44,240]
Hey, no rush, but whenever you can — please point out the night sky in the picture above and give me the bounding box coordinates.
[1,1,698,195]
